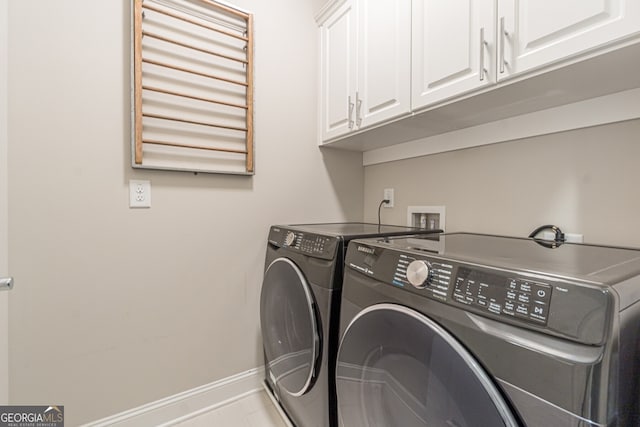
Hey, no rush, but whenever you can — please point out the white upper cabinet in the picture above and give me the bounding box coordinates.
[498,0,640,79]
[413,0,640,108]
[357,0,411,128]
[318,0,640,151]
[319,0,357,141]
[319,0,411,141]
[412,0,496,110]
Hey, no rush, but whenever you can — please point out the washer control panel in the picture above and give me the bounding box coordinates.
[269,227,338,260]
[454,267,552,325]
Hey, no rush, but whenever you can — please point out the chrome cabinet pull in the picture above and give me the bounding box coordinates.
[348,95,354,129]
[499,17,508,74]
[355,91,362,127]
[0,277,13,291]
[479,27,487,81]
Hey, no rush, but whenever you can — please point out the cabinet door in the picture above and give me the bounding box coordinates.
[357,0,411,128]
[498,0,640,80]
[412,0,496,110]
[320,0,357,141]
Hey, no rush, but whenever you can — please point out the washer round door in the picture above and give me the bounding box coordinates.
[336,303,519,427]
[260,257,321,397]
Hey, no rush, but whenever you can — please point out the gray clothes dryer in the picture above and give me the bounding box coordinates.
[336,233,640,426]
[260,223,441,427]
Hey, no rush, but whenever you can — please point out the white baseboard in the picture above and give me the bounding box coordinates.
[262,381,295,427]
[83,367,265,427]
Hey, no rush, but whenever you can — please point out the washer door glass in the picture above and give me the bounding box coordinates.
[336,303,519,427]
[260,257,320,397]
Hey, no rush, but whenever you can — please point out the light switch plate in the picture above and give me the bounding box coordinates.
[129,180,151,208]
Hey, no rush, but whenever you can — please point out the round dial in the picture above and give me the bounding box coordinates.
[284,231,297,247]
[406,260,431,289]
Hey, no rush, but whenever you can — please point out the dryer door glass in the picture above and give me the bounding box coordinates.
[336,303,519,427]
[260,257,320,397]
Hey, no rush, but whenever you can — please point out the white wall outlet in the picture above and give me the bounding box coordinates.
[383,188,394,208]
[129,180,151,208]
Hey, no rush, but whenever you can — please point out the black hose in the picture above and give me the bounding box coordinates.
[529,224,565,248]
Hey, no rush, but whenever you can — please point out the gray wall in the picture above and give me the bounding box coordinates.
[6,0,363,424]
[365,119,640,247]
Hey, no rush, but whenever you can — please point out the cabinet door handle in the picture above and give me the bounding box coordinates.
[355,91,362,127]
[0,277,13,291]
[499,16,508,74]
[479,27,487,81]
[348,95,354,129]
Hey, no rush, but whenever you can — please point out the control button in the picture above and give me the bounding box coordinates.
[488,302,502,314]
[515,304,529,316]
[406,260,431,289]
[517,293,530,304]
[531,284,551,301]
[519,282,532,292]
[531,303,547,319]
[506,291,517,300]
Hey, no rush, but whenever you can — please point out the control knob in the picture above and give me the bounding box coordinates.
[284,231,297,247]
[406,260,432,289]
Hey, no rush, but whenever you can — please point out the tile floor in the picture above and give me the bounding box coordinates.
[173,390,291,427]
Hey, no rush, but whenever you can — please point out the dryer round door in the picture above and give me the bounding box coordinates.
[260,257,321,397]
[336,303,519,427]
